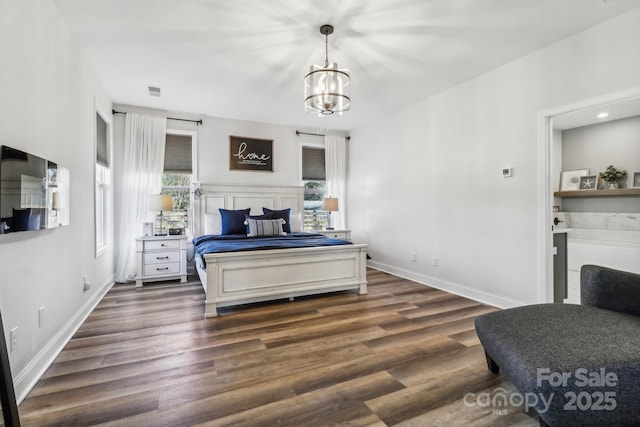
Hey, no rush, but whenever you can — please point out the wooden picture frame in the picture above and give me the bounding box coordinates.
[229,136,273,172]
[578,175,598,190]
[560,168,589,191]
[633,172,640,188]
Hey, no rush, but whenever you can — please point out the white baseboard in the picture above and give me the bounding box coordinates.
[14,274,115,403]
[367,260,527,310]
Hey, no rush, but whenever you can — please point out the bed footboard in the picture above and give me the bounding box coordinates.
[199,244,367,318]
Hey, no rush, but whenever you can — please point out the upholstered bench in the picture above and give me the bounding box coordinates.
[475,265,640,427]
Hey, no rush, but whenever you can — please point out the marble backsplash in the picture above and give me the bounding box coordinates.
[556,212,640,243]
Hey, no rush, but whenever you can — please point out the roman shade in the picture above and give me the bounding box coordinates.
[302,147,325,181]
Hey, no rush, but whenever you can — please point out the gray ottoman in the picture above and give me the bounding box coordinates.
[475,265,640,427]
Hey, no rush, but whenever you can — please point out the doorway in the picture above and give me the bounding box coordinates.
[537,86,640,303]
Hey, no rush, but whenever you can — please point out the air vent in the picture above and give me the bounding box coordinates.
[147,86,161,97]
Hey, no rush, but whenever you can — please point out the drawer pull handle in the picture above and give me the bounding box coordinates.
[156,256,169,260]
[160,244,166,247]
[157,267,169,271]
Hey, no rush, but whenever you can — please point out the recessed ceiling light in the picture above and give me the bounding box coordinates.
[147,86,161,97]
[597,112,609,119]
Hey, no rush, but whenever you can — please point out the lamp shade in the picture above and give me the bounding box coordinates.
[149,194,173,212]
[51,191,62,210]
[323,197,339,212]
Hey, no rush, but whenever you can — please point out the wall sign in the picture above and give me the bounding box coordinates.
[229,135,273,172]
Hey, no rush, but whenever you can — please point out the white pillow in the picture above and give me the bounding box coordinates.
[245,218,286,237]
[204,213,222,235]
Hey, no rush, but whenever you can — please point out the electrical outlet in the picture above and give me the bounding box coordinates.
[10,327,17,352]
[39,306,45,327]
[410,252,417,262]
[432,257,439,267]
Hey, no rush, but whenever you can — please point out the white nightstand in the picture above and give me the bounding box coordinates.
[135,235,188,288]
[316,229,351,241]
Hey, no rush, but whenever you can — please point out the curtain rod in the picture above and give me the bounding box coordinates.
[112,110,202,126]
[296,130,350,141]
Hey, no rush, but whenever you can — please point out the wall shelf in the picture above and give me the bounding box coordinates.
[554,188,640,198]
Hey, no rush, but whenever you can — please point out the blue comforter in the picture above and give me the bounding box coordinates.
[193,232,352,263]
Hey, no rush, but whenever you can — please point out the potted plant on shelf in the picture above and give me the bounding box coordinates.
[598,165,627,189]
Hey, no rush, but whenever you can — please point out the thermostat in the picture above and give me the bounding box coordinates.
[502,167,513,178]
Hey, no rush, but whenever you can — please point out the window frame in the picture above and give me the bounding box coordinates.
[95,105,112,258]
[162,129,198,237]
[299,141,328,231]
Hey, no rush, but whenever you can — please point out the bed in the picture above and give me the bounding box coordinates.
[193,184,368,317]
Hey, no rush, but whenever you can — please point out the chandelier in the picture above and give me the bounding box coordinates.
[304,25,351,116]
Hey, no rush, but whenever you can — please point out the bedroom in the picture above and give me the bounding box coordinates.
[2,0,640,425]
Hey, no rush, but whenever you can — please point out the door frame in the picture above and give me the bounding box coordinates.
[536,86,640,303]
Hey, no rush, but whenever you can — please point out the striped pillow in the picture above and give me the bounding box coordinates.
[245,218,286,237]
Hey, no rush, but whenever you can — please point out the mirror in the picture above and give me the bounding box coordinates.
[0,145,70,234]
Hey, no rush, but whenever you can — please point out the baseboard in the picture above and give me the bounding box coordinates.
[13,274,115,403]
[367,260,527,310]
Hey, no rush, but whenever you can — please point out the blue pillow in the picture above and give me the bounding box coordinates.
[219,208,250,235]
[12,208,31,232]
[262,208,291,233]
[245,213,272,221]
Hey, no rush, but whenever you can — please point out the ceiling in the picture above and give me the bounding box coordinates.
[553,97,640,130]
[53,0,640,132]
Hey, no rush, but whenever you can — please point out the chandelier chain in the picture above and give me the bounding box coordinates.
[324,32,329,67]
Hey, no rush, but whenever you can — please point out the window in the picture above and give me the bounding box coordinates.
[301,146,328,230]
[160,131,195,236]
[95,111,111,256]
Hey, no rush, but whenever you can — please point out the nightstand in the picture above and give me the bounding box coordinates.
[135,235,188,288]
[317,229,351,241]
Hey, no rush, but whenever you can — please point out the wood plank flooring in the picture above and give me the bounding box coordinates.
[18,269,539,426]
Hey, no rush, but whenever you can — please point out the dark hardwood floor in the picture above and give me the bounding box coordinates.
[18,269,538,426]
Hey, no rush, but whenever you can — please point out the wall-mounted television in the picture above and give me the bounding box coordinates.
[0,145,69,234]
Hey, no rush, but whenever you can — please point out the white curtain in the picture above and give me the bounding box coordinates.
[324,135,347,230]
[115,113,167,283]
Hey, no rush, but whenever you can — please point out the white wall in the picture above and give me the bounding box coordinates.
[0,0,114,401]
[111,104,347,244]
[349,8,640,307]
[563,115,640,188]
[561,116,640,212]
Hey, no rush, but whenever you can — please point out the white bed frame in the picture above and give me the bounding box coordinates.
[193,184,368,317]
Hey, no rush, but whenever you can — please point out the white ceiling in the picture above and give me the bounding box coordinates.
[552,96,640,130]
[53,0,640,132]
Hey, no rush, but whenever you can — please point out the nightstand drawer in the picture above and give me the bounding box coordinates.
[324,231,350,240]
[144,262,180,277]
[144,251,180,265]
[144,240,181,251]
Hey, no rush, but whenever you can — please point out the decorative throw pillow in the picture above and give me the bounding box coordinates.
[12,208,31,232]
[244,213,273,233]
[262,208,291,233]
[246,218,286,237]
[219,208,250,235]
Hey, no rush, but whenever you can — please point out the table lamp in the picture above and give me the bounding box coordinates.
[323,197,338,230]
[149,194,173,236]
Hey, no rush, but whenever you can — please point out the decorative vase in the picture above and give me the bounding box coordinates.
[608,182,619,190]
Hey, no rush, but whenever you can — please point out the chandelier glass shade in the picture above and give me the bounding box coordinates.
[304,25,350,116]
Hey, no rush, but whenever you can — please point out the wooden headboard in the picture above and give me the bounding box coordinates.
[193,184,304,236]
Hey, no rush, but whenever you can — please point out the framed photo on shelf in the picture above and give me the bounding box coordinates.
[578,175,598,190]
[560,168,589,191]
[633,172,640,188]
